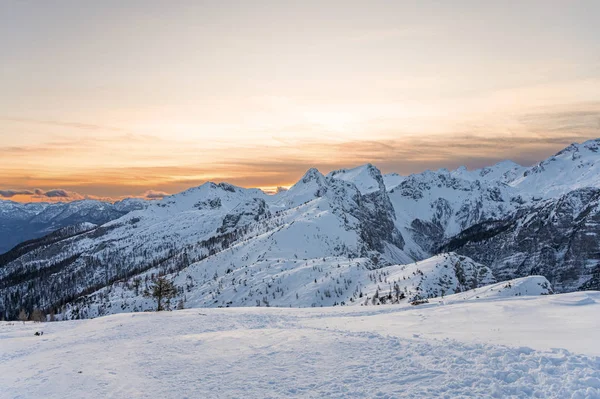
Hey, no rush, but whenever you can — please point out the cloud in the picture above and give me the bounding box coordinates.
[0,189,34,198]
[1,117,126,132]
[0,188,115,202]
[43,189,70,198]
[0,188,70,199]
[1,129,596,203]
[143,190,169,199]
[1,100,598,201]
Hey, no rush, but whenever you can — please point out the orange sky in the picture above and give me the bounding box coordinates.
[1,1,599,202]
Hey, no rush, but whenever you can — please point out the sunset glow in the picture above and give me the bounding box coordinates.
[1,1,599,201]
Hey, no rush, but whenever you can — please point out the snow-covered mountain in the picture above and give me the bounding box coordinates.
[0,198,148,253]
[1,138,600,320]
[441,187,600,292]
[0,167,412,319]
[509,138,600,198]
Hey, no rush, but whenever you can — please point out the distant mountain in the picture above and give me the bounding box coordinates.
[0,198,148,253]
[1,138,599,320]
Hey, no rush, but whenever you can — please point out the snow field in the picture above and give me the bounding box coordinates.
[2,291,599,399]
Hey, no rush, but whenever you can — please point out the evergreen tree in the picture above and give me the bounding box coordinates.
[145,277,178,311]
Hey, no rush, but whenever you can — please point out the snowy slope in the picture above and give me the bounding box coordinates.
[441,275,553,303]
[450,160,526,184]
[327,163,386,194]
[357,253,496,305]
[61,252,494,319]
[509,138,600,198]
[382,172,406,191]
[2,291,600,399]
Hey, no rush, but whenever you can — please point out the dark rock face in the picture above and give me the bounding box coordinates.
[323,173,405,258]
[441,188,600,292]
[359,171,405,254]
[218,198,270,234]
[409,219,444,253]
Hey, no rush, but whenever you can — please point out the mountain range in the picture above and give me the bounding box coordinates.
[1,138,599,320]
[0,198,147,253]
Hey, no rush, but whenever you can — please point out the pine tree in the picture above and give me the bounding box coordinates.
[145,277,178,311]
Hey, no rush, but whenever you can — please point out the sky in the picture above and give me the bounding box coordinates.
[1,0,599,202]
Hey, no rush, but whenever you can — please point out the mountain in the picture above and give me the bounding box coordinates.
[0,198,148,254]
[1,138,600,320]
[441,187,600,292]
[386,168,519,258]
[0,168,412,319]
[436,139,600,292]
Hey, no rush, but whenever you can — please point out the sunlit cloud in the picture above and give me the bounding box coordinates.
[3,129,597,202]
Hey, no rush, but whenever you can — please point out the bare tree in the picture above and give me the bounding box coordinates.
[18,309,28,323]
[30,309,45,322]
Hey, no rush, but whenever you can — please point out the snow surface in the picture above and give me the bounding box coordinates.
[327,164,385,194]
[2,291,599,399]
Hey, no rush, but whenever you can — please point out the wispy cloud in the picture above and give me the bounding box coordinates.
[143,190,169,199]
[2,130,598,202]
[1,99,598,202]
[0,117,127,132]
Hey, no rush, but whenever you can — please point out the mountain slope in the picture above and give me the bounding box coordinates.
[60,252,494,319]
[509,138,600,198]
[0,199,147,253]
